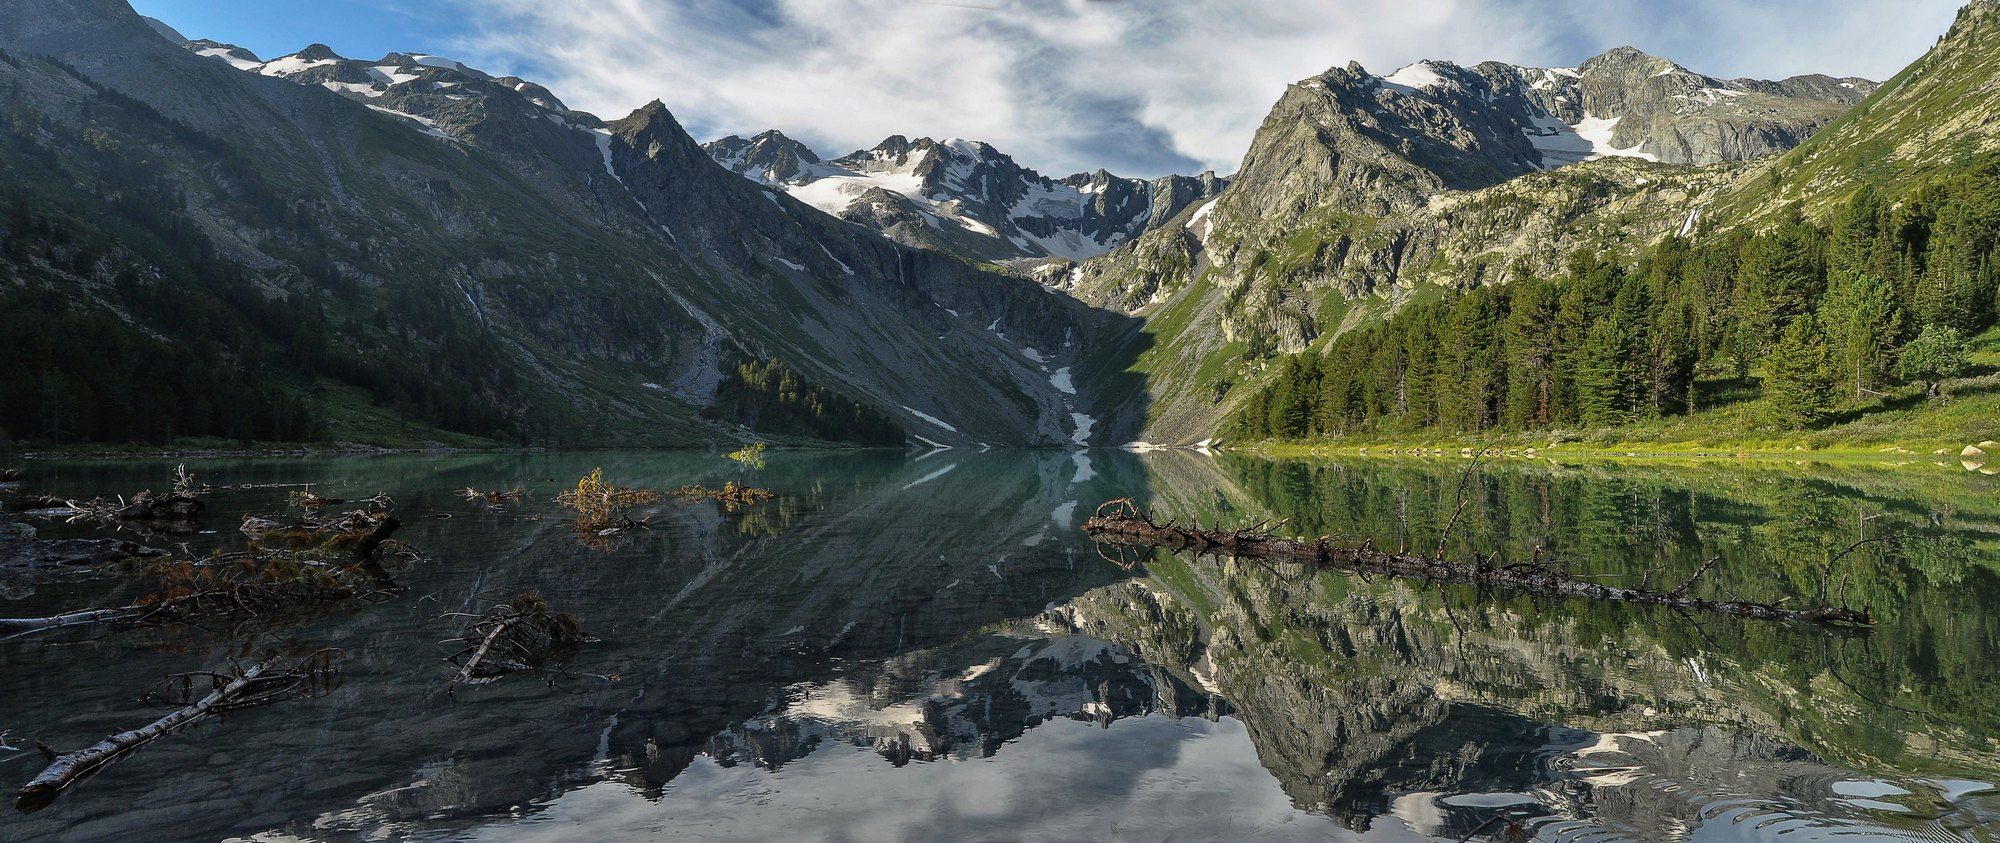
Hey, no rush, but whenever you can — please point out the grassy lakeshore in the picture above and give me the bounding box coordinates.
[1229,387,2000,463]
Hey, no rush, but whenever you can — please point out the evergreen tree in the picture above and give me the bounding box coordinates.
[1827,187,1886,288]
[1434,292,1502,431]
[1763,319,1840,427]
[1896,323,1973,398]
[1502,277,1560,428]
[1821,274,1904,404]
[1644,298,1698,417]
[1573,314,1636,427]
[1735,211,1827,352]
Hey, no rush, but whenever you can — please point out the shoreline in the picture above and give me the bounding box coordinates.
[1232,440,1992,467]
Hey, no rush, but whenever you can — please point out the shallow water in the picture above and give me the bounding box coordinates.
[1,450,1997,841]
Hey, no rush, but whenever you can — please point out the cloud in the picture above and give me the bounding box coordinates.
[442,0,1962,178]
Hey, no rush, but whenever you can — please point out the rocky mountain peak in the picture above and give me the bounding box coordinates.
[293,43,343,62]
[705,129,826,185]
[1581,46,1675,74]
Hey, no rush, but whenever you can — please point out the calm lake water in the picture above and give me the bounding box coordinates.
[1,450,1997,841]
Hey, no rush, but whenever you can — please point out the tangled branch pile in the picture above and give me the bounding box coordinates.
[556,469,659,545]
[441,591,595,692]
[16,649,342,812]
[0,513,411,639]
[32,464,208,525]
[671,481,776,509]
[461,486,528,507]
[1082,500,1875,629]
[241,508,403,558]
[286,488,346,510]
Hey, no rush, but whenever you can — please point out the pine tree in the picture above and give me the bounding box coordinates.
[1827,187,1885,288]
[1435,292,1501,431]
[1503,277,1559,428]
[1821,274,1904,404]
[1736,212,1827,353]
[1763,319,1840,428]
[1645,299,1698,417]
[1896,323,1973,399]
[1573,315,1635,428]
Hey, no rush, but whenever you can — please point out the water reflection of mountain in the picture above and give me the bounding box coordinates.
[1040,453,2000,840]
[2,451,1165,840]
[700,633,1225,772]
[3,452,1997,841]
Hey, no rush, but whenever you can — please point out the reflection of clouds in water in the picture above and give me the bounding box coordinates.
[465,717,1352,842]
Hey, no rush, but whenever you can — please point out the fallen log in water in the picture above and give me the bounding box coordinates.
[16,649,341,812]
[1081,500,1874,629]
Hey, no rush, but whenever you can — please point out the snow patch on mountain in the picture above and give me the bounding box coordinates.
[1069,412,1095,447]
[900,405,960,433]
[259,55,337,77]
[1382,61,1448,95]
[704,132,1224,263]
[365,104,454,142]
[194,46,262,71]
[1526,114,1659,167]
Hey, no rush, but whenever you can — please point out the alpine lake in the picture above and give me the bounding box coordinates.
[1,449,1997,842]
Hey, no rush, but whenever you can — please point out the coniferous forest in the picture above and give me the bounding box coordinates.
[1229,162,2000,442]
[703,358,907,446]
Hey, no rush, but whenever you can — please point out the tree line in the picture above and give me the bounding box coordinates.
[1231,161,1999,441]
[704,358,907,446]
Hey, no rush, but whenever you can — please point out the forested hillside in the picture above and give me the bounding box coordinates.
[0,0,1122,450]
[1230,162,2000,443]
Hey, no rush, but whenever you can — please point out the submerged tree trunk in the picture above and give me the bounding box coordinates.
[18,659,278,811]
[1082,501,1874,629]
[0,606,142,637]
[16,650,340,812]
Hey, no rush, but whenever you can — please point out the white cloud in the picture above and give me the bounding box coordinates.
[442,0,1962,178]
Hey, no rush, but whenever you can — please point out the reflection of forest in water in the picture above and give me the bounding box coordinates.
[1,452,1996,840]
[1071,455,2000,839]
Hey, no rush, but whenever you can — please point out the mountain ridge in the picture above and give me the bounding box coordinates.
[0,0,1143,448]
[704,129,1227,265]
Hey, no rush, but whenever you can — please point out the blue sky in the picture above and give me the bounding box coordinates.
[131,0,461,61]
[134,0,1968,178]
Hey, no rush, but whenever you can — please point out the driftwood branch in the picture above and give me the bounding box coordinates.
[439,591,596,694]
[16,649,341,812]
[1081,500,1873,629]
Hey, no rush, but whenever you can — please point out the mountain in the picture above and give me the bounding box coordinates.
[7,0,1994,452]
[0,0,1141,448]
[704,130,1227,264]
[1055,45,1889,443]
[1720,0,2000,220]
[1208,1,2000,447]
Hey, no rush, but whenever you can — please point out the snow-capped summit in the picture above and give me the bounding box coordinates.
[167,33,599,147]
[704,132,1227,264]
